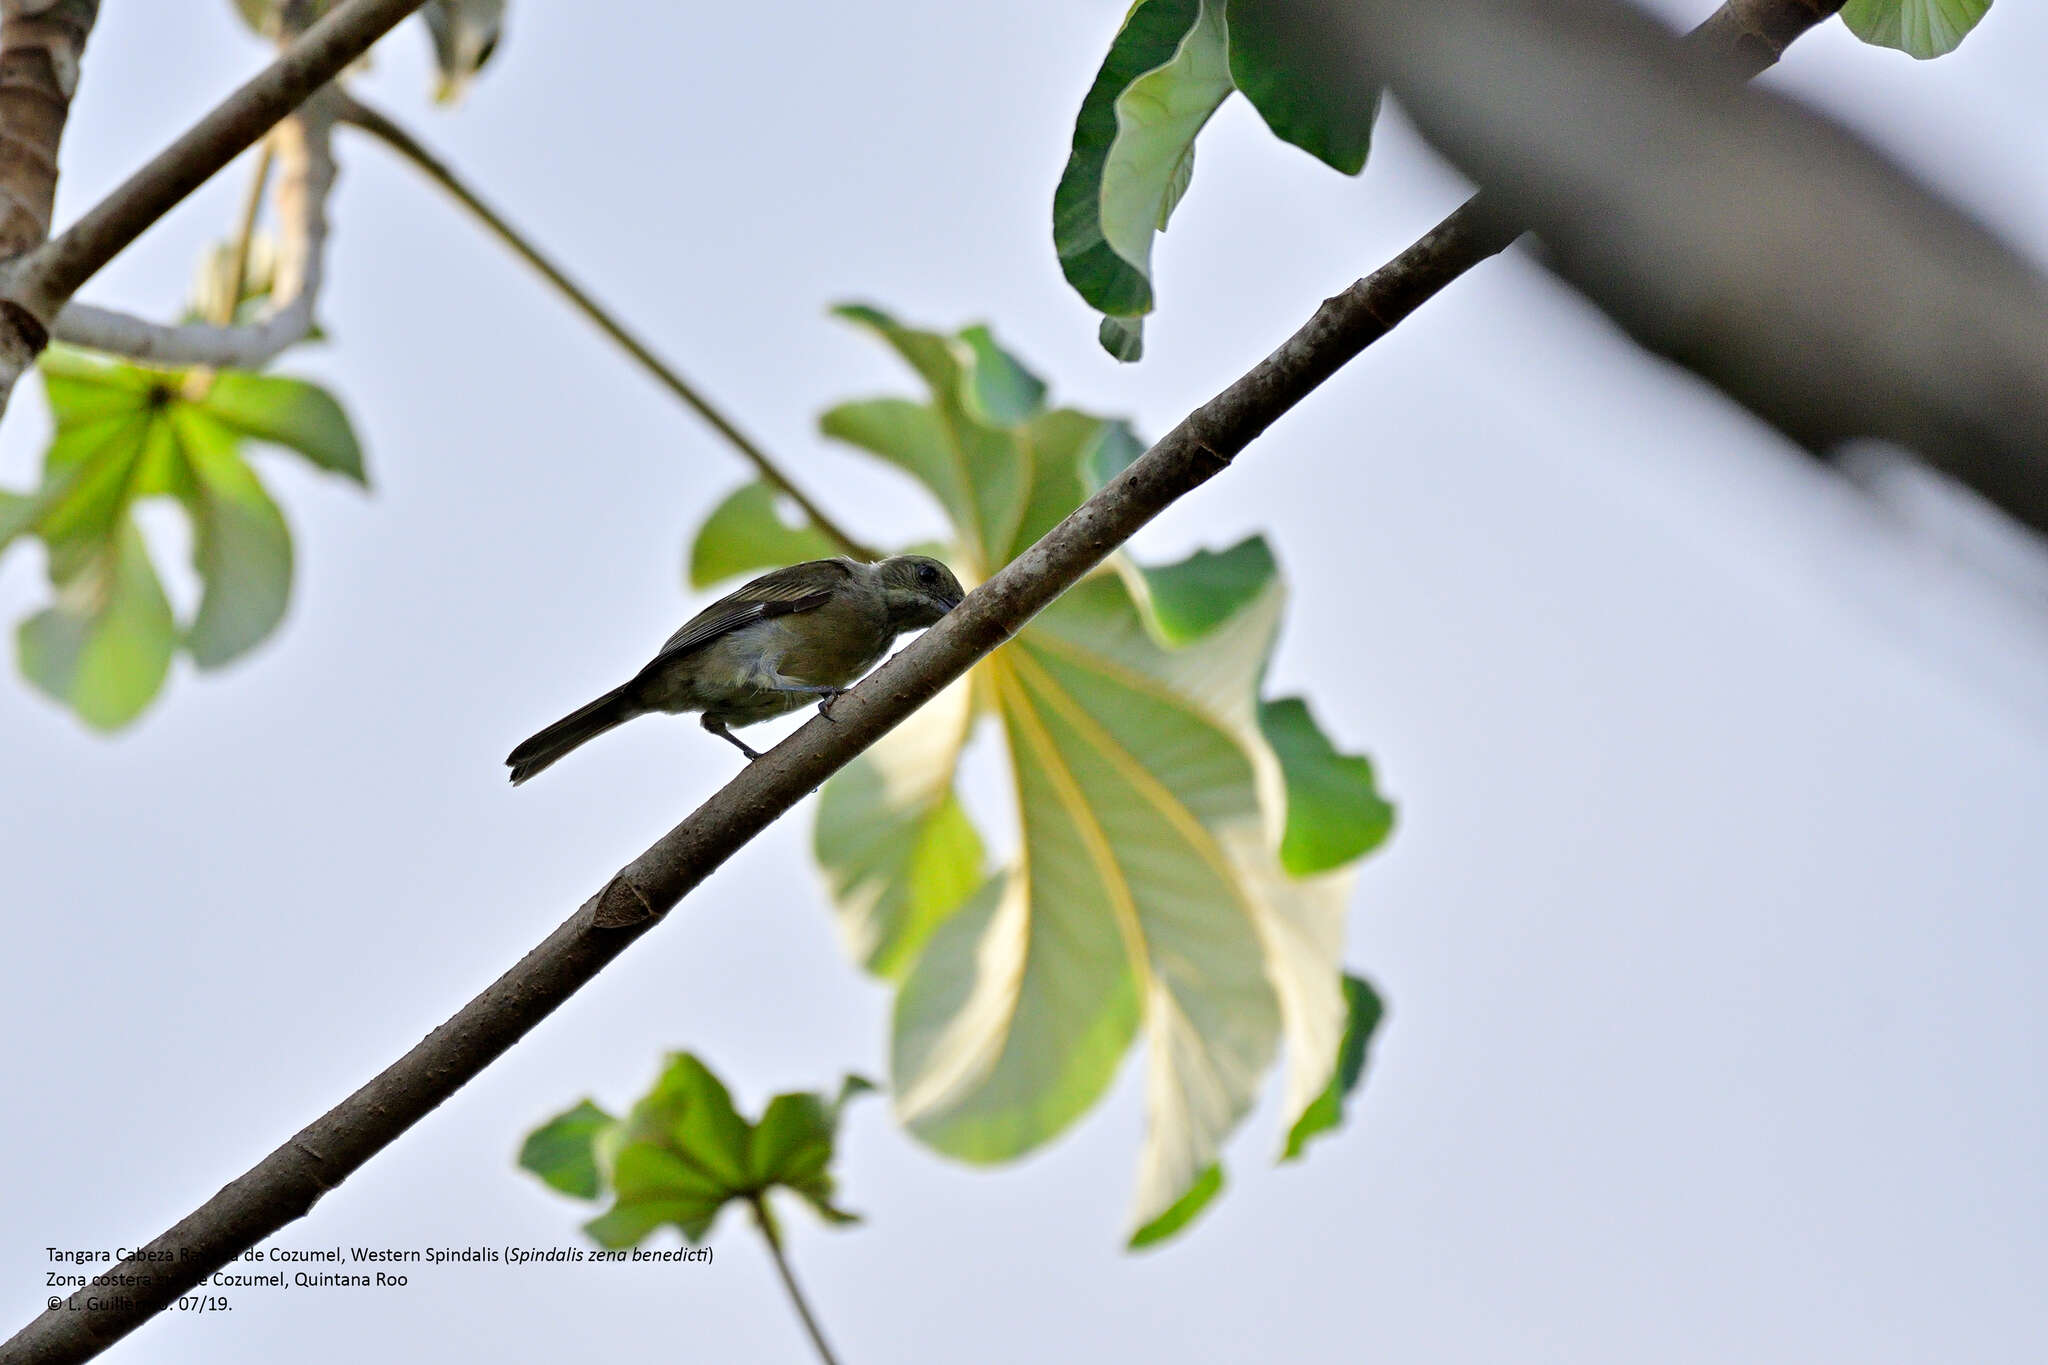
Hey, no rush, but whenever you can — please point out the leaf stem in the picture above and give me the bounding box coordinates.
[214,137,275,328]
[329,91,880,562]
[747,1194,845,1365]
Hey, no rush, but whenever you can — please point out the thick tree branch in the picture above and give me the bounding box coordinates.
[331,91,880,561]
[0,0,96,391]
[0,0,431,414]
[1328,0,2048,536]
[0,0,97,258]
[0,4,1838,1361]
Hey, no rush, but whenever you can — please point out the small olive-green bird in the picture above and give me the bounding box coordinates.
[506,554,965,784]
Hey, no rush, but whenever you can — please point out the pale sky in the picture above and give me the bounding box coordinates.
[3,3,2045,1362]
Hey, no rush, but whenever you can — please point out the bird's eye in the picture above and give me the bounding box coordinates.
[917,563,939,587]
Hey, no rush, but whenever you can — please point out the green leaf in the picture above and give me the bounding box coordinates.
[1098,0,1233,266]
[959,324,1047,426]
[1259,697,1395,875]
[1054,0,1378,359]
[199,370,367,484]
[1054,0,1213,323]
[824,305,1033,572]
[814,675,986,979]
[1055,0,1235,361]
[1098,315,1145,363]
[1082,419,1147,492]
[518,1100,618,1200]
[1122,534,1275,646]
[689,482,840,588]
[1840,0,1991,58]
[1282,975,1384,1160]
[3,348,365,728]
[18,518,176,731]
[1225,0,1381,173]
[626,1053,753,1191]
[174,409,293,669]
[1128,1164,1223,1250]
[522,1055,868,1249]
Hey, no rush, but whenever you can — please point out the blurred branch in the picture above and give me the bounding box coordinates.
[1325,0,2048,537]
[49,91,337,369]
[331,90,881,562]
[2,4,1837,1361]
[0,0,433,417]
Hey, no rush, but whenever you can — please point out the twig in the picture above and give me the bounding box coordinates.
[212,135,274,327]
[747,1196,845,1365]
[0,3,1842,1361]
[0,0,434,415]
[331,90,881,562]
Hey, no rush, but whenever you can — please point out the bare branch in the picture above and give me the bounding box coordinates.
[331,91,881,561]
[0,0,96,393]
[1327,0,2048,536]
[0,0,97,258]
[0,0,431,415]
[0,6,1839,1360]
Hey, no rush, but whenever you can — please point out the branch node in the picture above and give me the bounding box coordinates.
[0,296,46,354]
[588,874,658,929]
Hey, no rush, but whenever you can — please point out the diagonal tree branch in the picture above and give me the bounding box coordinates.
[0,5,1842,1360]
[1328,0,2048,536]
[0,0,433,417]
[329,90,880,561]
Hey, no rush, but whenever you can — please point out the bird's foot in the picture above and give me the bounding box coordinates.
[705,716,764,761]
[815,687,846,722]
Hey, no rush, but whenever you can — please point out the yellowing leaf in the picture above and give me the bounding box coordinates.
[691,308,1396,1241]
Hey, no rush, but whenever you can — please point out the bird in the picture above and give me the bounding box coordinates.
[506,554,966,784]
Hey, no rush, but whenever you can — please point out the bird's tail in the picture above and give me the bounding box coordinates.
[506,685,642,785]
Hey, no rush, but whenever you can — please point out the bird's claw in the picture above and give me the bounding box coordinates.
[816,688,846,722]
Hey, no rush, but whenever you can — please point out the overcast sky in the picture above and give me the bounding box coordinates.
[4,3,2046,1362]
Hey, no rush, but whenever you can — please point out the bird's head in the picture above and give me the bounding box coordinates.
[875,554,966,630]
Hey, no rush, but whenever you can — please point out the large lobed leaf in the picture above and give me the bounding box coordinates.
[0,348,364,728]
[688,306,1396,1243]
[1839,0,1991,58]
[519,1054,873,1247]
[1054,0,1382,361]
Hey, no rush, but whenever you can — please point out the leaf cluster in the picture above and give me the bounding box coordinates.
[1,350,362,729]
[519,1054,873,1247]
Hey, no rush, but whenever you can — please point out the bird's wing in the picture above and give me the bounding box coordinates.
[649,559,854,664]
